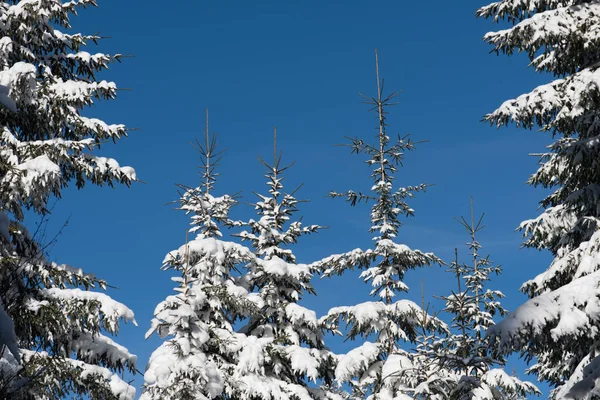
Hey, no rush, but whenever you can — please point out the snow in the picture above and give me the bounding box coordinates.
[237,335,270,375]
[71,332,137,368]
[557,353,600,399]
[327,300,419,330]
[82,154,136,182]
[311,247,370,276]
[142,344,223,398]
[483,368,538,394]
[477,0,574,21]
[260,256,309,278]
[485,64,600,136]
[165,237,253,267]
[75,361,136,400]
[524,229,600,296]
[488,269,600,350]
[41,287,137,329]
[483,2,600,72]
[16,154,60,184]
[381,353,413,385]
[518,204,575,252]
[313,240,438,288]
[118,165,135,180]
[329,301,386,327]
[234,374,315,400]
[0,62,36,106]
[376,239,410,254]
[75,116,126,138]
[286,345,320,381]
[51,79,117,102]
[21,349,136,400]
[285,303,318,328]
[335,342,380,382]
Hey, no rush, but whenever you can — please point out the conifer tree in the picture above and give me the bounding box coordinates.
[0,1,137,398]
[478,1,600,398]
[425,203,538,400]
[311,51,446,399]
[0,87,20,396]
[231,129,338,400]
[142,113,258,400]
[372,205,538,400]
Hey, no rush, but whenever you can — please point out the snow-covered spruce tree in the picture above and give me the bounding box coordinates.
[424,203,538,400]
[231,132,338,400]
[477,1,600,398]
[142,116,258,400]
[0,1,137,398]
[0,87,21,397]
[310,51,446,399]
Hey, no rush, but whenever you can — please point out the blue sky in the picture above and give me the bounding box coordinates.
[39,1,557,397]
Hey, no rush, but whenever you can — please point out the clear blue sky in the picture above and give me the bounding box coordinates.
[41,1,554,397]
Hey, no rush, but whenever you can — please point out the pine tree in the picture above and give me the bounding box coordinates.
[478,1,600,398]
[231,129,338,400]
[142,113,258,400]
[0,1,137,398]
[427,203,538,400]
[311,50,446,399]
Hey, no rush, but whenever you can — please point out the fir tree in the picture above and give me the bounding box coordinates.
[478,1,600,398]
[231,129,338,400]
[142,113,258,400]
[0,1,137,398]
[311,50,446,399]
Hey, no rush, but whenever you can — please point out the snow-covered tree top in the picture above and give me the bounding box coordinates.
[329,61,428,241]
[236,131,321,262]
[314,51,440,302]
[174,111,236,240]
[225,130,341,399]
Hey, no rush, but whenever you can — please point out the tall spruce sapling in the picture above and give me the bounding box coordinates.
[0,1,138,398]
[477,1,600,398]
[230,129,339,400]
[430,202,538,399]
[141,112,257,400]
[381,204,539,400]
[311,51,447,399]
